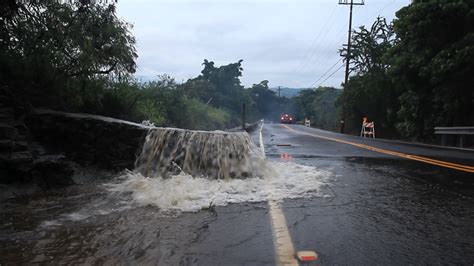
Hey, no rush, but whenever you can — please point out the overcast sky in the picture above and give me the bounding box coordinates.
[116,0,410,89]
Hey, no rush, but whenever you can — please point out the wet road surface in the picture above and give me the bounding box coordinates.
[1,122,474,265]
[262,123,474,265]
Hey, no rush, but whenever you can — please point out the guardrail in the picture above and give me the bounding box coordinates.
[434,126,474,148]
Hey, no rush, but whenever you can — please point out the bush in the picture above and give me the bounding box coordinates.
[182,98,231,130]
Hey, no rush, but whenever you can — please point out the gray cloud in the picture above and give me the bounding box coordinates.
[118,0,410,88]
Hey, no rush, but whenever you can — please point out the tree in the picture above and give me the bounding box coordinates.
[340,17,396,75]
[294,87,341,131]
[248,80,279,120]
[0,1,137,108]
[336,73,399,136]
[0,1,237,130]
[337,17,399,136]
[182,59,250,112]
[389,0,474,139]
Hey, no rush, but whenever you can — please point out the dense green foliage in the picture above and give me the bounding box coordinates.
[0,1,137,109]
[294,87,342,131]
[107,74,232,130]
[337,0,474,140]
[2,0,471,136]
[184,60,248,111]
[180,59,253,126]
[0,1,282,130]
[389,0,474,139]
[337,17,399,136]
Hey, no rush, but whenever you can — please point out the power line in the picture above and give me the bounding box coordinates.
[308,57,343,88]
[302,7,359,89]
[297,5,339,70]
[304,5,362,75]
[358,0,397,25]
[308,4,395,86]
[315,64,345,88]
[312,2,394,82]
[305,6,363,89]
[293,6,341,76]
[300,1,398,90]
[302,7,343,69]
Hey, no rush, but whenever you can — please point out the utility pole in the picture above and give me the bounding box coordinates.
[338,0,364,133]
[277,86,282,97]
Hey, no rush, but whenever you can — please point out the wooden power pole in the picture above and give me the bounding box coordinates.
[338,0,364,133]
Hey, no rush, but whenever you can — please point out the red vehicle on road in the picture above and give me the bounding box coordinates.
[280,114,294,124]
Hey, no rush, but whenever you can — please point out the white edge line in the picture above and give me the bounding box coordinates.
[259,120,266,158]
[260,120,299,266]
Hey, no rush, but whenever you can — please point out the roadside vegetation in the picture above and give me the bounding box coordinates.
[0,1,288,130]
[1,0,472,138]
[294,87,342,131]
[337,0,474,140]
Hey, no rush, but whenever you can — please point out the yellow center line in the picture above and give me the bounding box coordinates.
[281,124,474,173]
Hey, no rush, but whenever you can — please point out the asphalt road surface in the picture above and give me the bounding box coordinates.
[1,122,473,265]
[258,122,474,265]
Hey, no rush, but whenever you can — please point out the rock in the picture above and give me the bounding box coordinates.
[0,87,70,186]
[14,123,30,139]
[0,140,28,152]
[0,139,14,150]
[0,122,18,139]
[3,151,35,176]
[0,150,34,183]
[8,150,34,164]
[13,141,28,151]
[26,109,150,170]
[0,149,75,186]
[0,107,14,116]
[0,112,11,119]
[31,154,75,186]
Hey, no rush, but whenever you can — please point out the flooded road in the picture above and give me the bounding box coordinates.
[1,123,474,265]
[1,177,277,265]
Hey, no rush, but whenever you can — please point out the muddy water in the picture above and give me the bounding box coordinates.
[1,126,474,264]
[2,156,473,265]
[135,128,266,179]
[0,180,241,265]
[0,158,332,265]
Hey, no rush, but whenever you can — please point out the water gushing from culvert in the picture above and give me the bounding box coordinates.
[134,128,266,179]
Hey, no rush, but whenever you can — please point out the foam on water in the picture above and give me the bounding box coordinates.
[107,161,333,212]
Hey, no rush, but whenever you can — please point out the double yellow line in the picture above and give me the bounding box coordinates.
[281,125,474,173]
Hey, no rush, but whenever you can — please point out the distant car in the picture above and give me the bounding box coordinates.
[280,114,294,124]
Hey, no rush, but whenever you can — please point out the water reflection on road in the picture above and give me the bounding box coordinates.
[1,124,474,264]
[280,156,474,265]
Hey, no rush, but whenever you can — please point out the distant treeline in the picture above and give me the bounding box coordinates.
[293,87,342,131]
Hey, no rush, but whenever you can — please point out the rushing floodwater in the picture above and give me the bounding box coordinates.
[135,127,266,179]
[1,127,473,264]
[109,161,331,212]
[0,160,332,264]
